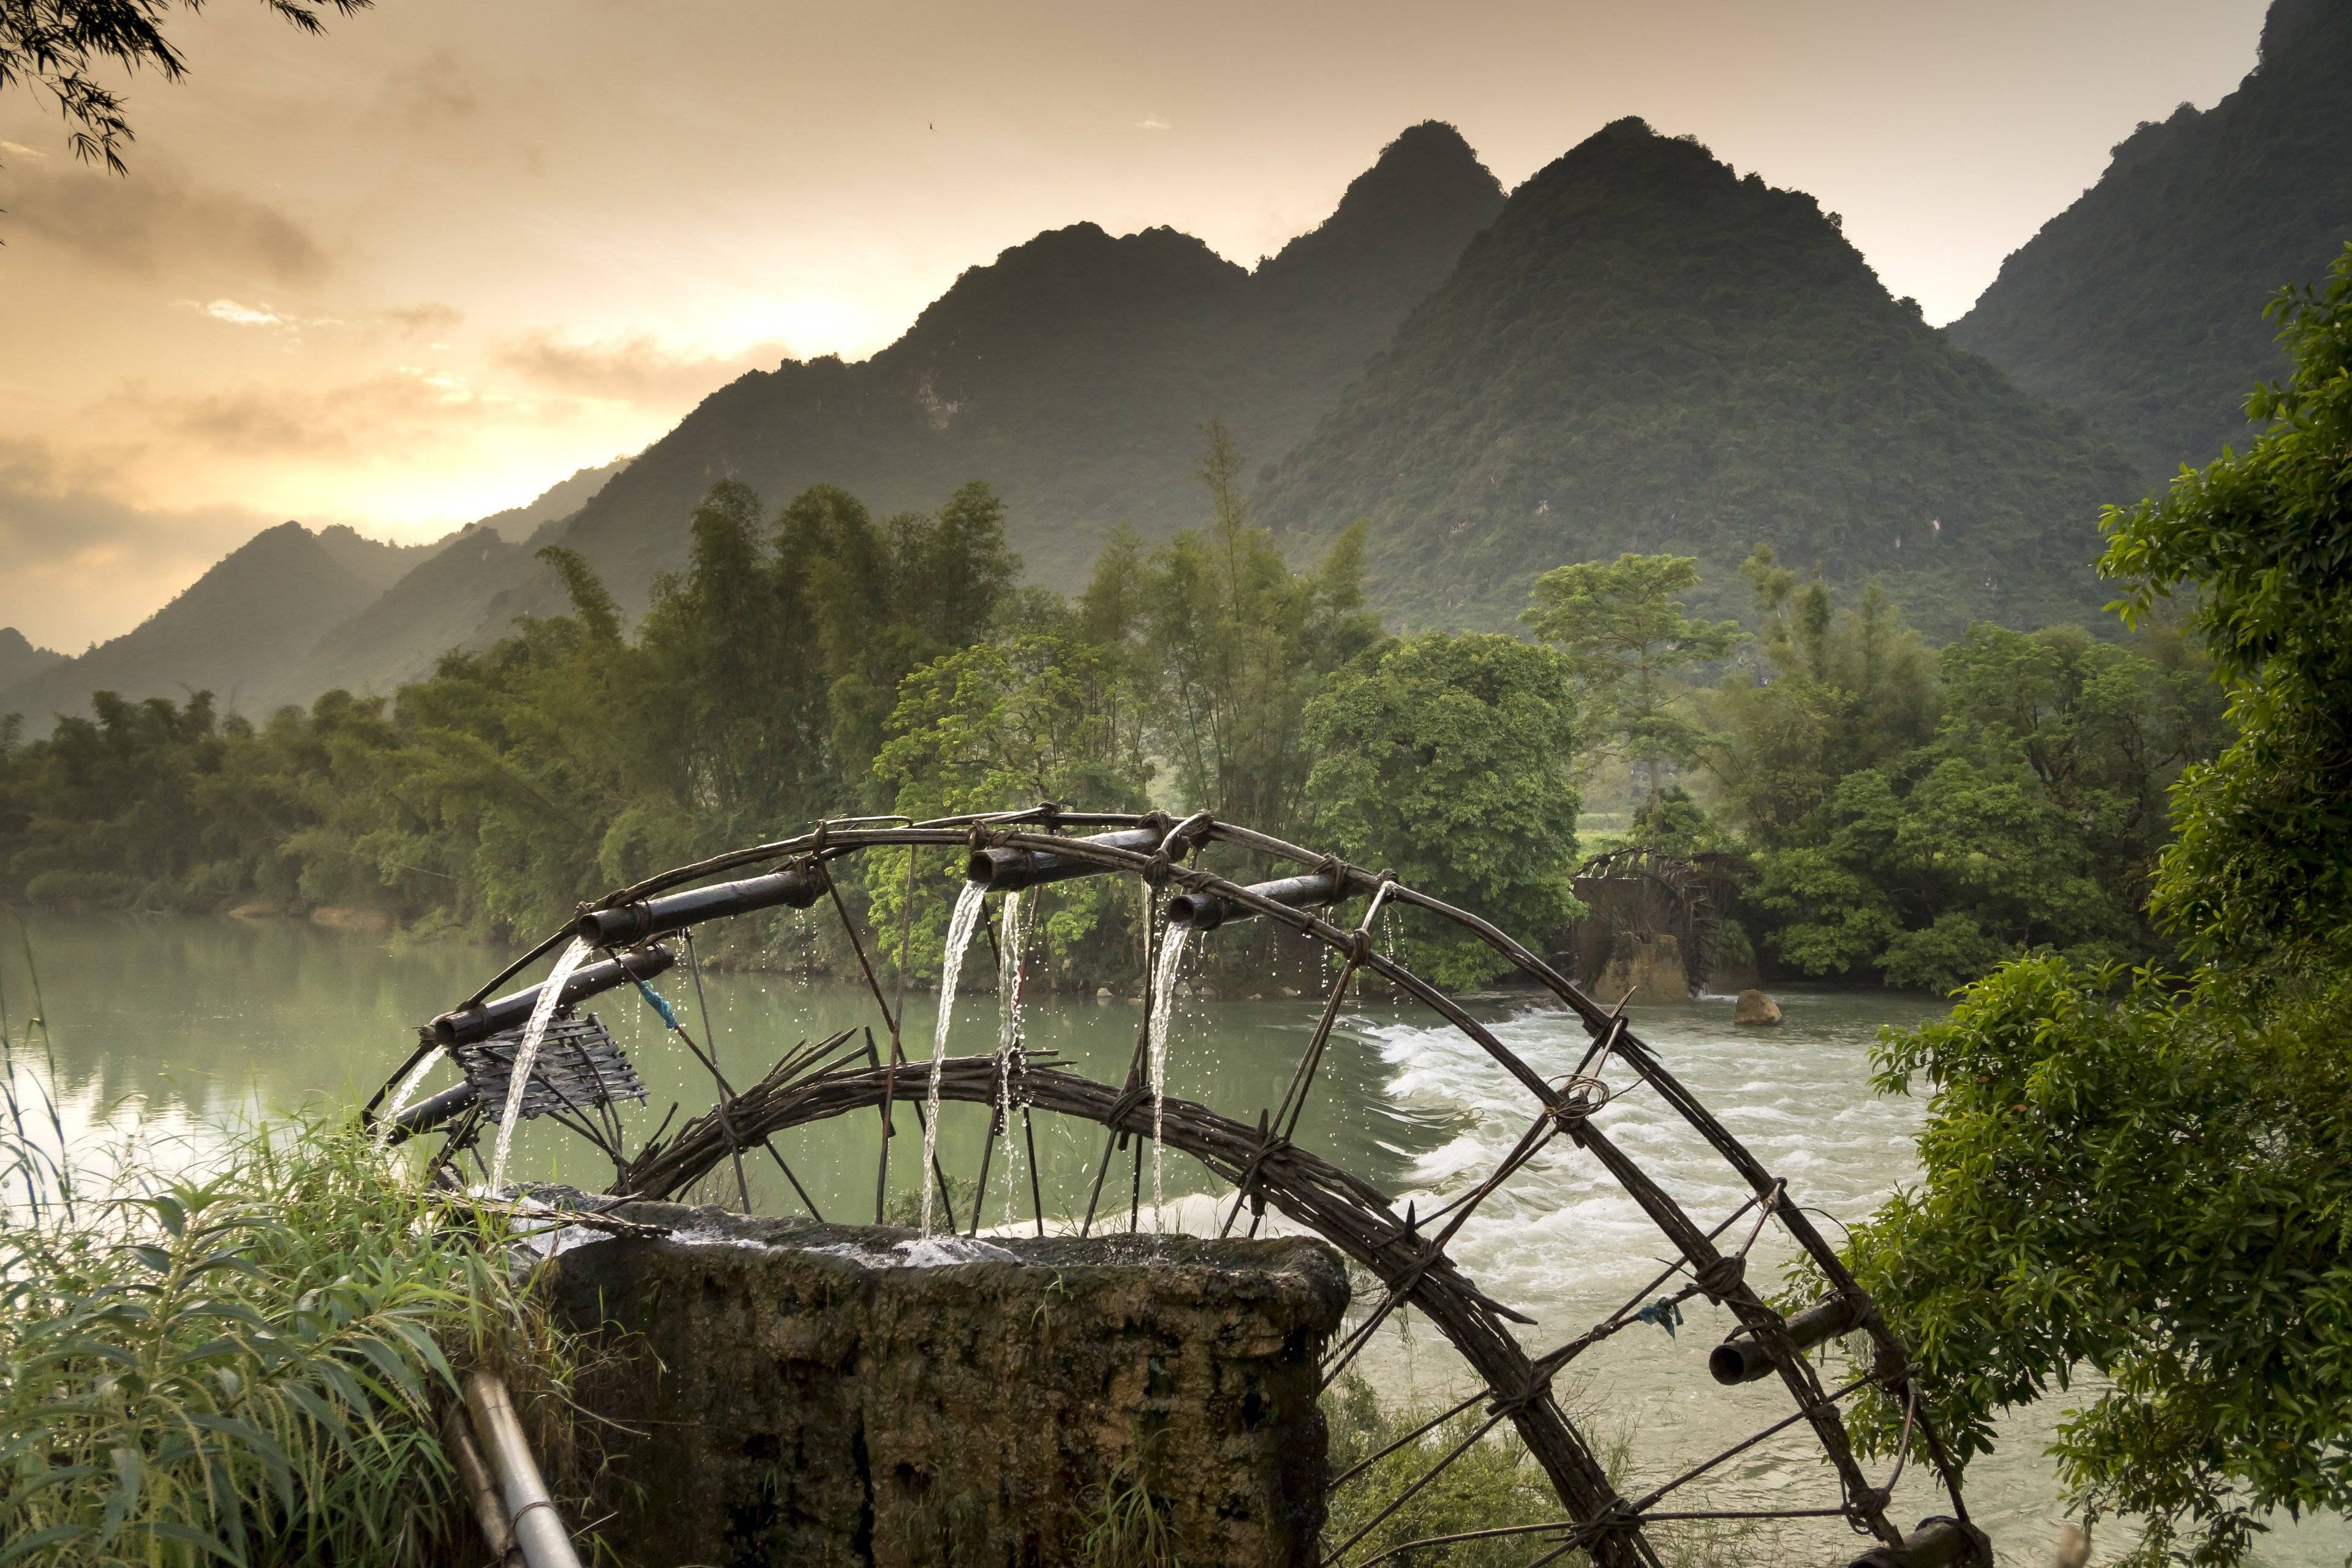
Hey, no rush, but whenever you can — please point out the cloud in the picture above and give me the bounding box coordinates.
[0,441,279,652]
[202,300,289,328]
[1136,118,1172,131]
[185,298,345,331]
[4,159,330,284]
[376,302,464,337]
[104,366,493,461]
[495,331,786,408]
[374,47,482,134]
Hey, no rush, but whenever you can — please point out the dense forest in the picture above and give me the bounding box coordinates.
[0,416,2219,995]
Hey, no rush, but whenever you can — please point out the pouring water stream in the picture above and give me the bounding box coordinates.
[1145,923,1195,1230]
[487,935,590,1190]
[921,882,990,1235]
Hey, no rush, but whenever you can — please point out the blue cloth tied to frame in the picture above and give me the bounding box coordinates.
[1635,1297,1684,1338]
[633,977,682,1031]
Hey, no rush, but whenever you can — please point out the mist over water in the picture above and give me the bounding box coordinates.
[7,911,2345,1566]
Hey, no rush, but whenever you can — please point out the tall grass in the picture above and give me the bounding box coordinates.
[0,921,590,1566]
[1322,1371,1771,1568]
[1324,1370,1574,1567]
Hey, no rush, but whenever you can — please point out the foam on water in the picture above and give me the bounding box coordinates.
[1357,999,1924,1314]
[812,1234,1022,1269]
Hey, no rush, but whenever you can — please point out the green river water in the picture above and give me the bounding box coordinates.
[5,911,2342,1567]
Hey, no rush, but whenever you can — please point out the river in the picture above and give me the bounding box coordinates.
[6,910,2343,1567]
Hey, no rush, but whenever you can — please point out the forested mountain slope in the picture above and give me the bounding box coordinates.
[1947,0,2352,476]
[0,630,64,695]
[1251,118,2146,636]
[523,121,1506,617]
[0,524,439,727]
[286,458,631,708]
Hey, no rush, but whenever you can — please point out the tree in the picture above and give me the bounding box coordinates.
[1,0,366,178]
[1521,553,1740,809]
[1141,421,1379,845]
[866,631,1151,984]
[1304,633,1583,987]
[1703,548,1937,845]
[1841,244,2352,1566]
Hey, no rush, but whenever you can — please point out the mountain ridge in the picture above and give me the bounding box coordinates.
[0,629,64,697]
[1947,0,2352,475]
[1252,118,2146,635]
[0,522,442,728]
[530,121,1510,621]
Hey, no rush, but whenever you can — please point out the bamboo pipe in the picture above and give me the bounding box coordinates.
[1708,1294,1863,1384]
[440,1400,520,1566]
[427,946,676,1048]
[965,826,1172,892]
[1165,871,1346,931]
[573,860,825,946]
[1848,1518,1989,1567]
[462,1371,583,1568]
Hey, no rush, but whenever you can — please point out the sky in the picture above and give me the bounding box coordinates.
[0,0,2271,653]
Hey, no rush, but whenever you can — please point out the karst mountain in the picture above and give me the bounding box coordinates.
[1948,0,2352,478]
[10,2,2349,732]
[1253,118,2144,635]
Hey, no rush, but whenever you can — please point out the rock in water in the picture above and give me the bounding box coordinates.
[1733,989,1782,1026]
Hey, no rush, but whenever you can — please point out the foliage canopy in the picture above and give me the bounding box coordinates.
[1842,243,2352,1565]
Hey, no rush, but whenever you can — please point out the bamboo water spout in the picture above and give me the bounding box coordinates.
[966,824,1179,891]
[573,860,824,946]
[1708,1294,1864,1384]
[428,946,676,1047]
[1165,870,1347,930]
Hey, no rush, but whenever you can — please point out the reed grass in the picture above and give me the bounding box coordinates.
[0,1110,597,1567]
[0,921,592,1566]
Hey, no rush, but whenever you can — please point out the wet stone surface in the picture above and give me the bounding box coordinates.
[545,1202,1349,1567]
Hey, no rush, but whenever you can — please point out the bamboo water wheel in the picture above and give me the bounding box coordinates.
[364,809,1981,1568]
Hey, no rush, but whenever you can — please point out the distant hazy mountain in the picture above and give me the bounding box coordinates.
[289,458,632,704]
[532,121,1507,616]
[1252,118,2144,635]
[0,523,439,728]
[0,629,64,695]
[470,457,632,543]
[1948,0,2352,477]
